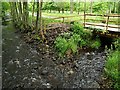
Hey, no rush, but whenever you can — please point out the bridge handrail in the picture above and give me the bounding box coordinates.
[85,13,120,17]
[84,13,119,30]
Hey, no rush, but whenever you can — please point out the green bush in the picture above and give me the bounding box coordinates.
[71,22,84,36]
[105,50,120,89]
[55,33,81,56]
[91,39,101,49]
[54,22,102,56]
[114,38,120,51]
[55,36,68,56]
[71,23,92,47]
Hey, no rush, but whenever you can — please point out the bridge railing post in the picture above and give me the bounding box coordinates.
[62,17,65,23]
[106,15,110,31]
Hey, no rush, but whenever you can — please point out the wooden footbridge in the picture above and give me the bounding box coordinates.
[50,13,120,38]
[83,14,120,38]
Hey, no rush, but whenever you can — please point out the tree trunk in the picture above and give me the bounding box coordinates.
[84,0,86,27]
[36,0,40,32]
[39,0,45,40]
[78,0,80,14]
[62,8,64,13]
[70,0,73,14]
[14,2,19,22]
[32,1,35,24]
[24,2,29,28]
[90,0,93,14]
[18,2,23,22]
[58,9,60,13]
[109,3,111,14]
[113,2,116,13]
[10,2,17,26]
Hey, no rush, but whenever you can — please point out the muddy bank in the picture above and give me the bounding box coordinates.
[2,23,110,88]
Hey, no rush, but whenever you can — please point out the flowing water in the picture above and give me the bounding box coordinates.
[2,24,107,88]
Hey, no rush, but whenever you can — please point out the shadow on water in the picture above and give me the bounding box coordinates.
[2,23,108,88]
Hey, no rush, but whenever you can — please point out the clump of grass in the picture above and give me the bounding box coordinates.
[55,33,80,56]
[91,39,101,49]
[105,50,120,89]
[42,18,61,24]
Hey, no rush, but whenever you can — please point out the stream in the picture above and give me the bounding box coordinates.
[2,24,107,88]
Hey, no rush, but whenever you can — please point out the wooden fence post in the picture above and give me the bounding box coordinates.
[106,15,110,30]
[62,17,64,23]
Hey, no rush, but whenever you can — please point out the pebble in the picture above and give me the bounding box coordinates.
[14,60,20,65]
[67,70,74,75]
[16,50,19,52]
[15,36,18,39]
[31,78,37,82]
[24,59,30,62]
[85,52,90,55]
[41,70,48,75]
[46,45,49,48]
[8,60,14,64]
[43,83,51,88]
[52,57,56,61]
[91,52,95,55]
[9,38,13,41]
[16,46,20,49]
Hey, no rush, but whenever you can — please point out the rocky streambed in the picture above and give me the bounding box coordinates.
[2,23,110,88]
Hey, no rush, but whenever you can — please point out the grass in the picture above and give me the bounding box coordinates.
[100,39,120,89]
[42,18,61,25]
[42,12,118,25]
[42,11,81,17]
[105,50,120,89]
[28,11,118,26]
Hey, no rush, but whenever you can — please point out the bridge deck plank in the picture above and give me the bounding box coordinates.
[85,22,120,32]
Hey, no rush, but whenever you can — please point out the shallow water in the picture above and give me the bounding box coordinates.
[2,24,107,88]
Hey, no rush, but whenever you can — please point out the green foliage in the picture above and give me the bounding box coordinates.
[33,34,40,40]
[2,2,10,11]
[91,39,101,49]
[71,22,84,35]
[42,18,61,24]
[55,33,82,56]
[105,50,120,89]
[114,38,120,51]
[55,36,68,56]
[68,38,77,54]
[71,23,92,47]
[104,38,120,89]
[55,22,98,56]
[1,2,10,18]
[93,2,108,14]
[68,33,81,53]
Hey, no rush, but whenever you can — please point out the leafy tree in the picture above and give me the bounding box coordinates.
[2,2,10,21]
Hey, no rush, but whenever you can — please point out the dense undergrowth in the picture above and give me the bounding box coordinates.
[54,22,120,89]
[105,38,120,89]
[54,23,101,57]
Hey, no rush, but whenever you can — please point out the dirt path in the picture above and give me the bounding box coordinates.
[2,24,107,88]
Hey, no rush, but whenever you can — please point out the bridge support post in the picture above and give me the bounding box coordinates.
[106,16,109,30]
[62,17,64,23]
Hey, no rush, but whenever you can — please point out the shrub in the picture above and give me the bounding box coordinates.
[105,50,120,89]
[91,39,101,49]
[71,22,84,36]
[55,33,81,56]
[114,38,120,51]
[68,33,81,53]
[55,36,68,56]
